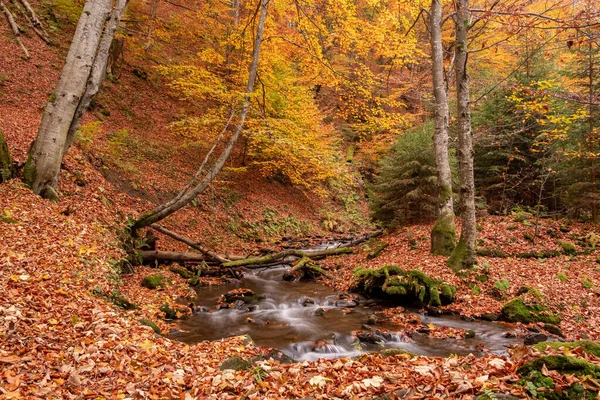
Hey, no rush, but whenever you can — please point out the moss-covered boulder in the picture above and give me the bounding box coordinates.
[533,340,600,357]
[141,274,165,289]
[217,288,265,308]
[518,355,600,377]
[219,356,251,371]
[159,303,189,320]
[559,241,577,255]
[501,297,560,324]
[353,266,456,306]
[169,266,193,279]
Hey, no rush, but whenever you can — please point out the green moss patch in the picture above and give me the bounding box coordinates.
[353,266,456,306]
[169,266,193,279]
[501,297,560,324]
[533,341,600,357]
[141,274,165,289]
[430,215,456,256]
[559,241,577,255]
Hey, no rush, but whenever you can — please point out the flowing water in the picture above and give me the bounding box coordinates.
[170,264,520,362]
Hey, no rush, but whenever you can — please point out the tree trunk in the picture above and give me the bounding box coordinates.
[447,0,477,271]
[0,129,14,182]
[24,0,127,200]
[131,0,270,234]
[429,0,456,256]
[63,0,128,156]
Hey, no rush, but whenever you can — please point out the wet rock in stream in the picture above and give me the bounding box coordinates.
[524,333,548,345]
[217,288,265,309]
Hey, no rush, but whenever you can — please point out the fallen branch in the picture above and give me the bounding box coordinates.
[1,0,29,58]
[13,0,51,44]
[150,224,229,263]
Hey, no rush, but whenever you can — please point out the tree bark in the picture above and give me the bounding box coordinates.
[447,0,477,271]
[131,0,270,234]
[221,247,353,268]
[63,0,127,156]
[429,0,456,256]
[24,0,127,199]
[139,250,210,263]
[0,129,14,182]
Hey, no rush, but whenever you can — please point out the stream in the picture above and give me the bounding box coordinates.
[170,262,521,362]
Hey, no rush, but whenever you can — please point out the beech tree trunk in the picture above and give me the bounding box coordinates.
[131,0,269,234]
[0,129,14,182]
[429,0,456,256]
[447,0,477,271]
[24,0,127,200]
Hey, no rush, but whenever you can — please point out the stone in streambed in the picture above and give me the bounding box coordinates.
[524,333,548,345]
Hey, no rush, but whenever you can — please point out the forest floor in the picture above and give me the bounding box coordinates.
[3,4,600,399]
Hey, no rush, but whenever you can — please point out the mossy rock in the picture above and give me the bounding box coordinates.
[219,356,251,371]
[141,274,165,290]
[501,297,560,324]
[139,319,160,334]
[559,241,577,255]
[353,266,456,306]
[187,276,200,286]
[109,292,137,310]
[159,303,180,320]
[518,355,600,377]
[381,348,416,357]
[169,266,192,279]
[533,340,600,357]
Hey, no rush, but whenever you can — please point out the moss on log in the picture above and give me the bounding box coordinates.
[222,247,353,268]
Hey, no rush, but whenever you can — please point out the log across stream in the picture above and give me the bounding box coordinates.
[169,250,521,362]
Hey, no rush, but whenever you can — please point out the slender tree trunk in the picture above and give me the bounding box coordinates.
[0,129,14,182]
[63,0,128,155]
[131,0,270,234]
[588,39,597,221]
[24,0,127,200]
[144,0,159,50]
[447,0,477,271]
[429,0,456,256]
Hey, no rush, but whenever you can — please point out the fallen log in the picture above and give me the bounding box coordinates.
[139,250,210,264]
[221,247,353,268]
[150,224,229,263]
[282,256,333,281]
